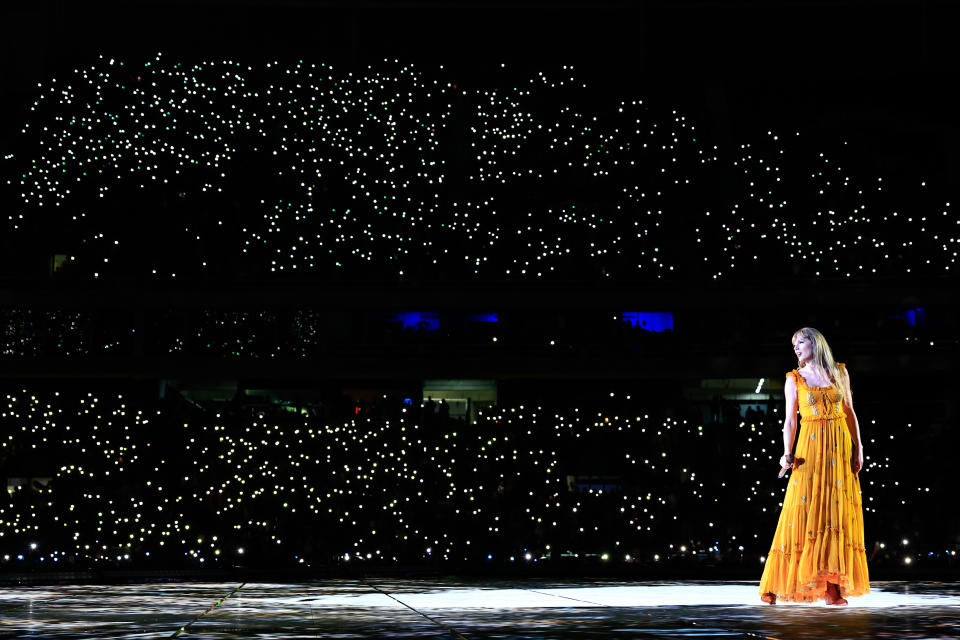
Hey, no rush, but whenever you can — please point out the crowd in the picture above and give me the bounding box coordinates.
[0,384,951,571]
[1,306,950,360]
[0,53,954,578]
[0,308,673,357]
[2,55,957,283]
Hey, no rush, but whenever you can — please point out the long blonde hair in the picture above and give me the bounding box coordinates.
[792,327,853,407]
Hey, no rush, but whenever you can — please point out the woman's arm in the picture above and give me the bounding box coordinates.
[841,367,864,473]
[779,374,798,476]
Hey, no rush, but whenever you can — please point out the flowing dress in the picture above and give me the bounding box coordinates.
[758,363,870,602]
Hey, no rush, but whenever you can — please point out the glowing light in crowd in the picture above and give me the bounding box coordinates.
[4,55,955,281]
[0,388,931,568]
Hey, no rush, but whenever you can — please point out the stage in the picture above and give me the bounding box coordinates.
[1,579,958,639]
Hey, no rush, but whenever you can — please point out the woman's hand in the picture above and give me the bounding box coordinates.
[778,453,795,478]
[852,445,864,474]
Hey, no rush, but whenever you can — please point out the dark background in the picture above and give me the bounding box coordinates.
[2,0,959,181]
[1,0,957,376]
[0,0,957,576]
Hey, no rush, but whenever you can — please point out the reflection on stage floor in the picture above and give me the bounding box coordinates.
[0,579,957,639]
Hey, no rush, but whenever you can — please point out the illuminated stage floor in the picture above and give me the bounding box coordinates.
[1,579,958,639]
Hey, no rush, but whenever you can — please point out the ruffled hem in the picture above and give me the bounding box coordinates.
[759,545,870,603]
[762,567,871,603]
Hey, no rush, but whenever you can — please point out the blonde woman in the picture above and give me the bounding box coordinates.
[758,327,870,605]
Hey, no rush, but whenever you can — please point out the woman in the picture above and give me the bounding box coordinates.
[758,327,870,605]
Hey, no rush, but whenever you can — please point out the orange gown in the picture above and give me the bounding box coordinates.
[758,363,870,602]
